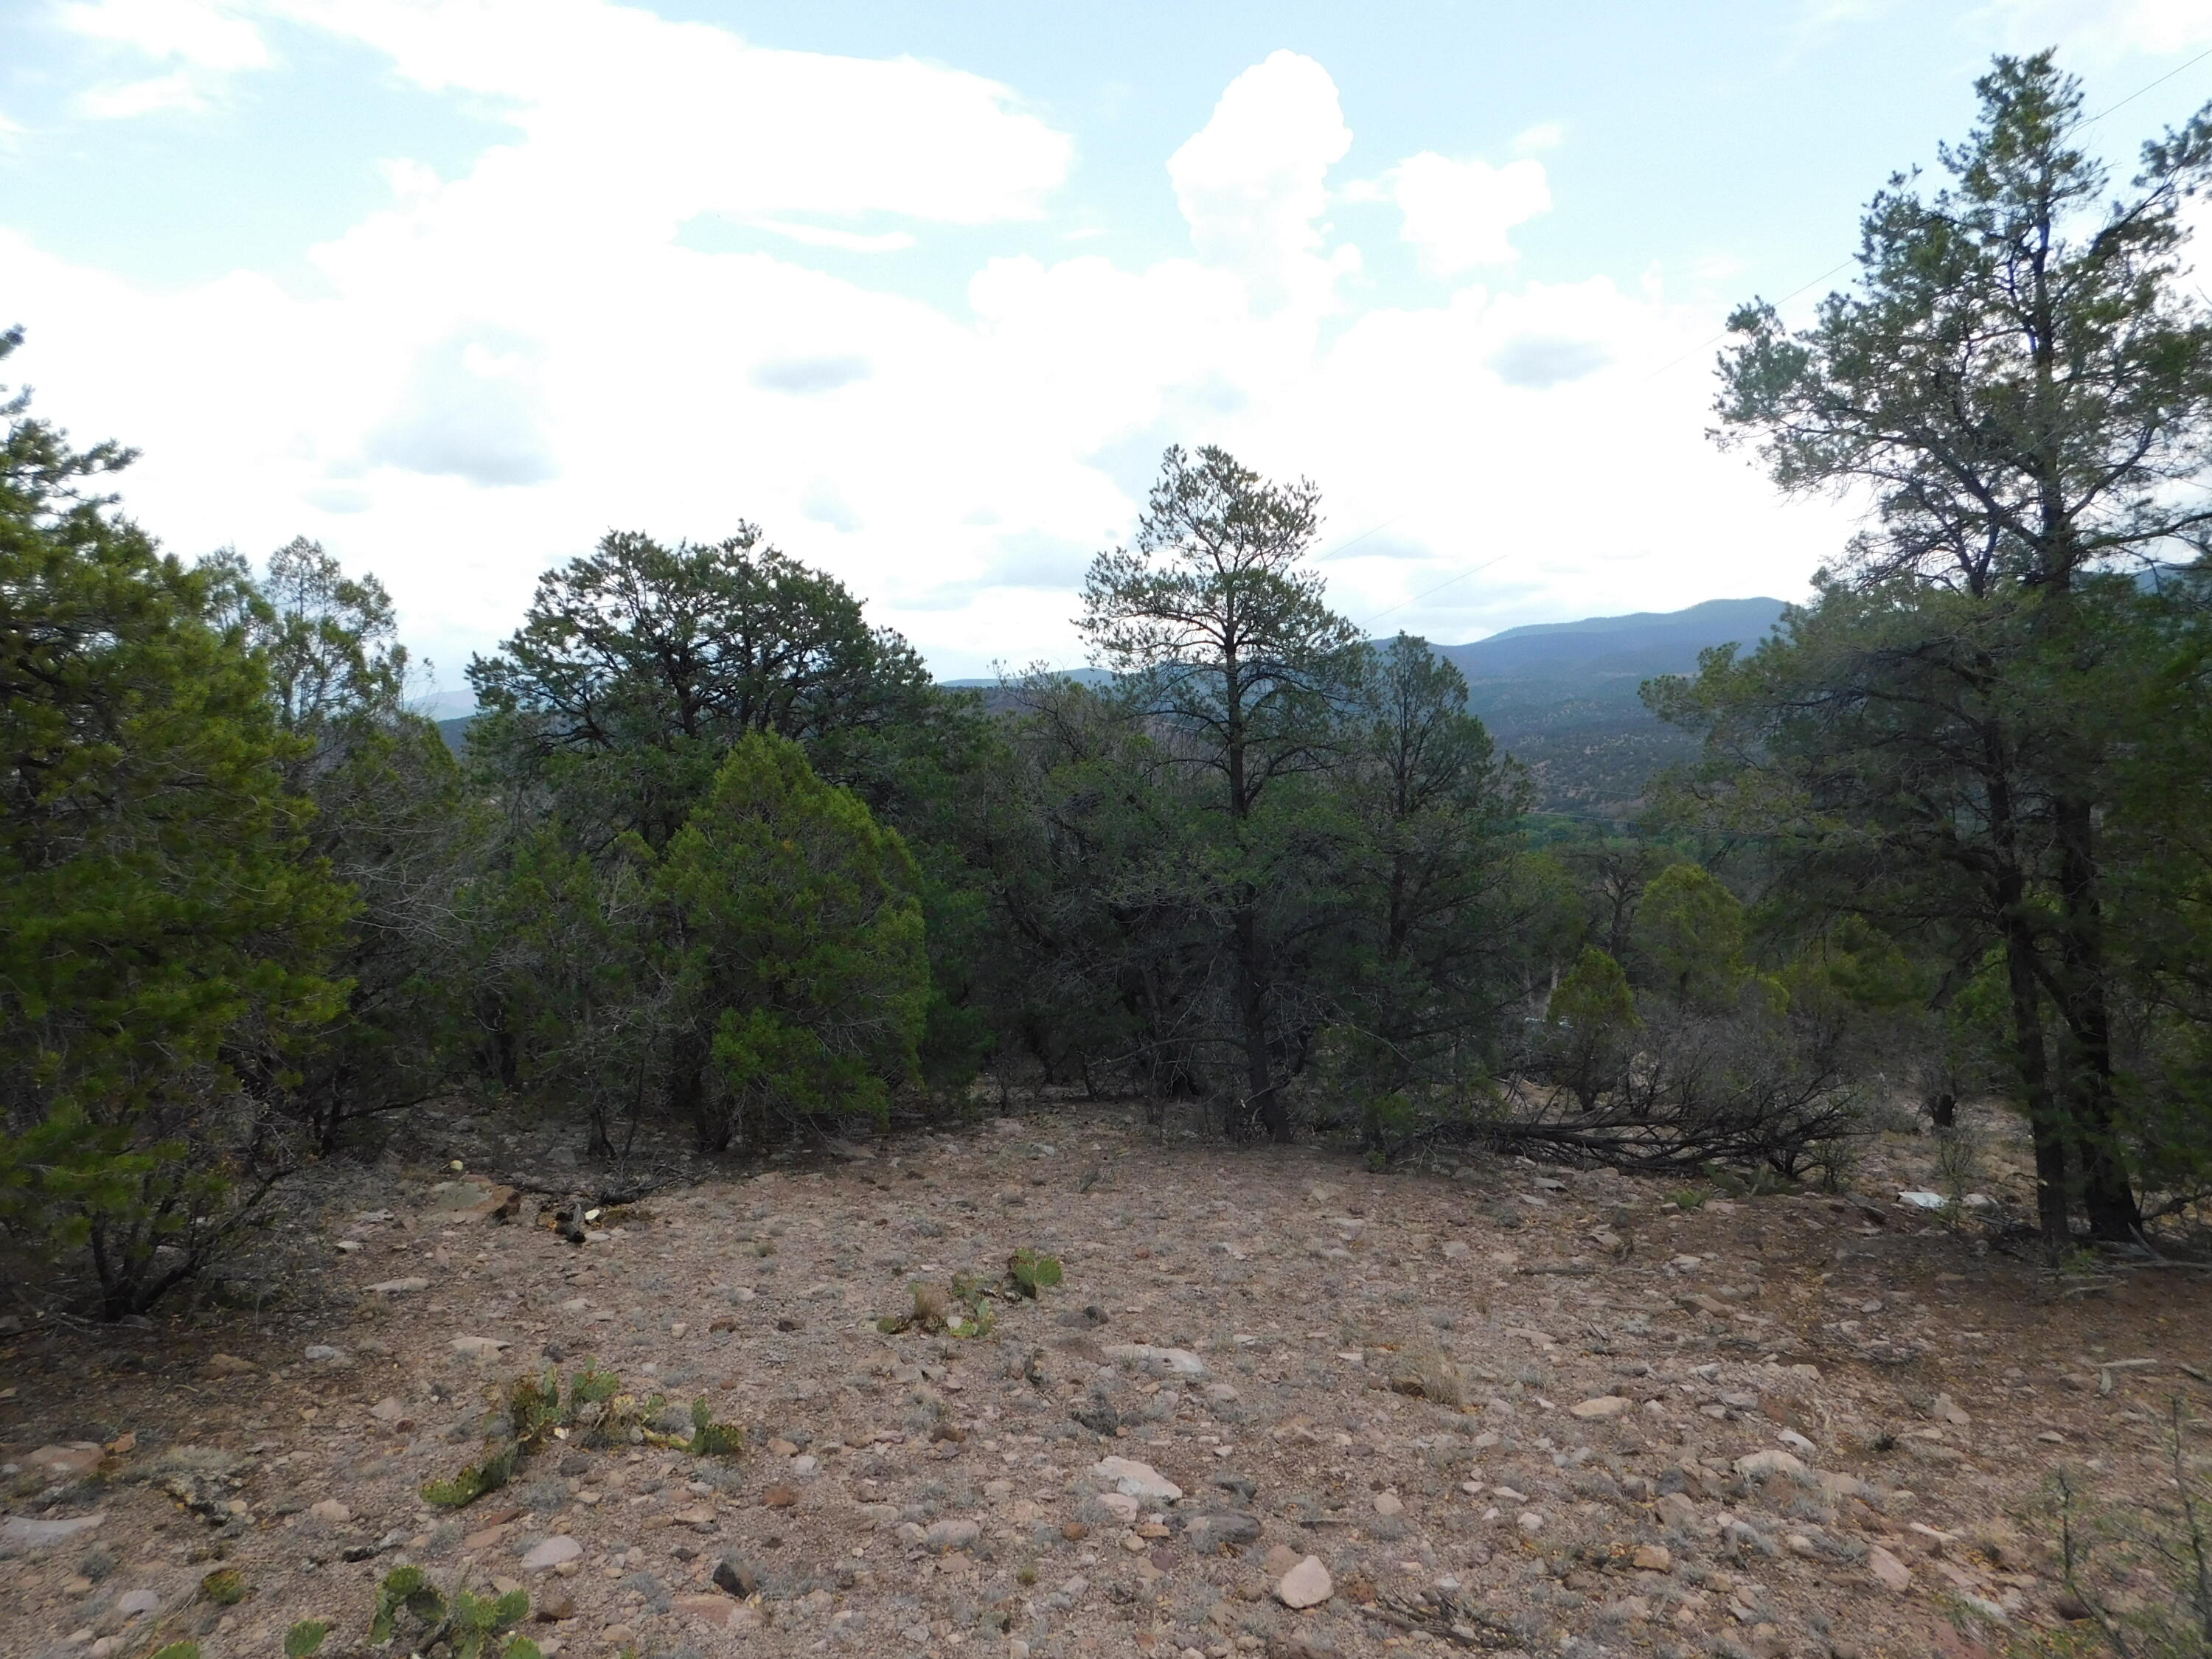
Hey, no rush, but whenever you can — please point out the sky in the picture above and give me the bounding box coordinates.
[4,1,2212,695]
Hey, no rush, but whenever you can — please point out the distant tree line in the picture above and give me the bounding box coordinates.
[3,52,2209,1315]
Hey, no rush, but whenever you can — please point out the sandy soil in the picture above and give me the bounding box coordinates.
[4,1101,2208,1659]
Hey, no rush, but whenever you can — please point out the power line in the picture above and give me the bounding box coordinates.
[1358,551,1515,633]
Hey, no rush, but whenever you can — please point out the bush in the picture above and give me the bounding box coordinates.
[0,332,350,1318]
[658,732,928,1150]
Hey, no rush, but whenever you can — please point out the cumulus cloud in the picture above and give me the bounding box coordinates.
[63,0,270,117]
[0,13,1851,678]
[365,329,559,487]
[1382,152,1552,275]
[1167,50,1357,310]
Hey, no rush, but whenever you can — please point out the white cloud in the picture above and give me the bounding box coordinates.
[1511,120,1566,154]
[1166,49,1357,310]
[62,0,269,69]
[77,69,212,117]
[1978,0,2212,56]
[1382,151,1552,275]
[1,15,1850,680]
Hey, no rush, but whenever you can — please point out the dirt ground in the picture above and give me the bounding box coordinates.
[4,1100,2208,1659]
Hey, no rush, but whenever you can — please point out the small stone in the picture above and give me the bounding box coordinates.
[1090,1456,1182,1503]
[1571,1396,1630,1420]
[533,1589,577,1621]
[1098,1492,1140,1524]
[200,1354,255,1378]
[1517,1511,1546,1534]
[308,1500,350,1524]
[1868,1545,1912,1593]
[1263,1544,1301,1576]
[1,1512,105,1551]
[1186,1513,1261,1554]
[1632,1544,1672,1573]
[303,1344,346,1363]
[713,1556,761,1597]
[602,1624,636,1646]
[1656,1492,1698,1528]
[116,1590,161,1620]
[370,1397,408,1422]
[925,1518,981,1553]
[1372,1492,1404,1517]
[27,1445,104,1480]
[367,1278,430,1295]
[762,1485,799,1509]
[1777,1428,1817,1456]
[674,1505,717,1528]
[675,1592,740,1630]
[1732,1449,1806,1482]
[521,1536,582,1572]
[449,1335,509,1360]
[1276,1555,1332,1609]
[1100,1343,1207,1379]
[1061,1521,1089,1541]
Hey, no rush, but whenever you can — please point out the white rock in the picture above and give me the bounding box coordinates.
[450,1335,511,1359]
[1517,1511,1546,1534]
[1101,1344,1207,1379]
[308,1499,349,1524]
[1097,1492,1140,1523]
[1276,1555,1333,1609]
[1571,1396,1630,1419]
[522,1536,582,1572]
[0,1512,104,1551]
[1090,1456,1182,1503]
[1777,1428,1817,1455]
[116,1590,161,1619]
[1732,1449,1807,1481]
[367,1277,430,1294]
[1372,1492,1404,1516]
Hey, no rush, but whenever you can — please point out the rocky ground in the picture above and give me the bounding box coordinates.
[3,1100,2208,1659]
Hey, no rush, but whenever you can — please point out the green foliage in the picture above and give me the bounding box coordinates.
[660,733,929,1149]
[1542,946,1641,1110]
[0,333,351,1317]
[686,1395,745,1457]
[283,1618,331,1658]
[1006,1248,1062,1298]
[422,1363,686,1507]
[1631,864,1751,1013]
[147,1645,202,1659]
[198,1568,246,1605]
[421,1438,521,1509]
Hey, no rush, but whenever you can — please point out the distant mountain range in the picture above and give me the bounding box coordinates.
[1436,597,1787,820]
[436,597,1790,821]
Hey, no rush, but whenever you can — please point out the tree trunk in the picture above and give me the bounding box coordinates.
[2051,792,2143,1241]
[2001,905,2072,1242]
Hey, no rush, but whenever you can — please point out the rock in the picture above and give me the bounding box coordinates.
[673,1505,717,1528]
[367,1278,430,1295]
[1099,1492,1141,1524]
[1868,1545,1912,1593]
[450,1335,510,1359]
[370,1397,409,1424]
[675,1593,741,1630]
[1276,1555,1333,1609]
[116,1590,161,1620]
[857,1503,900,1527]
[1571,1396,1631,1420]
[1632,1544,1672,1572]
[713,1556,762,1597]
[304,1345,347,1364]
[200,1354,255,1378]
[1203,1382,1241,1403]
[1777,1428,1816,1455]
[521,1536,582,1572]
[1186,1512,1262,1553]
[761,1485,798,1509]
[421,1178,521,1226]
[925,1518,981,1553]
[308,1500,350,1524]
[1932,1393,1971,1427]
[1101,1343,1208,1379]
[27,1444,104,1481]
[1061,1521,1089,1541]
[1263,1543,1301,1576]
[0,1512,104,1553]
[1372,1492,1404,1516]
[533,1589,576,1621]
[1732,1449,1807,1482]
[1091,1456,1182,1503]
[1517,1511,1546,1534]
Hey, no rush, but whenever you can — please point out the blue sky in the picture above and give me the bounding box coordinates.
[4,1,2210,691]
